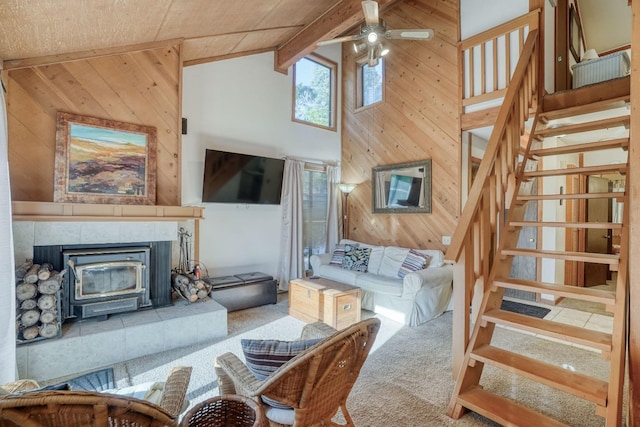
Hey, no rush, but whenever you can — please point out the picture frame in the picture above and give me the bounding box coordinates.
[569,4,582,63]
[54,112,157,205]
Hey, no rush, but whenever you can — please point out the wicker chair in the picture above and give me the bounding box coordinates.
[0,390,177,426]
[215,318,381,427]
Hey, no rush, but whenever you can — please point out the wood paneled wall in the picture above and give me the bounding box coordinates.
[5,42,182,206]
[341,0,459,251]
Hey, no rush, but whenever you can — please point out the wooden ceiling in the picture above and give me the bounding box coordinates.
[0,0,398,72]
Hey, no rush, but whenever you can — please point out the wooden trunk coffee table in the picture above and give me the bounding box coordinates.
[289,277,361,330]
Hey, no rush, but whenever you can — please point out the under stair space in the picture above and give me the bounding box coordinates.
[448,89,630,427]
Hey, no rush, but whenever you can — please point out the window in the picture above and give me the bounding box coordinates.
[292,54,337,131]
[302,167,328,271]
[356,58,384,110]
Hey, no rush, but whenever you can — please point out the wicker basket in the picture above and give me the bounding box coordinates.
[179,395,268,427]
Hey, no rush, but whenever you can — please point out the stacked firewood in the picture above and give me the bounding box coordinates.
[15,260,65,342]
[171,271,211,303]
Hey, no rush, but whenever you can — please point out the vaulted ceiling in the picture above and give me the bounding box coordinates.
[0,0,398,71]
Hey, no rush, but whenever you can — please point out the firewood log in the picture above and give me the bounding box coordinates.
[21,309,40,327]
[15,259,33,280]
[23,264,40,284]
[37,263,52,281]
[196,289,208,299]
[188,294,198,302]
[40,310,57,324]
[20,299,37,310]
[39,323,59,339]
[38,272,62,294]
[171,272,189,288]
[37,294,56,311]
[21,326,39,340]
[16,283,37,301]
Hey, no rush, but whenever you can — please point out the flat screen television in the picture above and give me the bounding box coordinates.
[202,149,285,204]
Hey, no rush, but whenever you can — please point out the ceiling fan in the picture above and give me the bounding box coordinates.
[317,0,435,67]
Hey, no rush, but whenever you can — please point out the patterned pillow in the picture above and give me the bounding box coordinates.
[398,249,431,278]
[329,243,358,266]
[241,338,322,409]
[341,247,372,272]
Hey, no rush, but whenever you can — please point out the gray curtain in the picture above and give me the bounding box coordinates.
[324,165,340,252]
[277,159,306,291]
[0,79,17,382]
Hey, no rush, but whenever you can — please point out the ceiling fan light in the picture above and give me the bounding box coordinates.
[353,42,367,54]
[367,31,378,44]
[379,44,389,56]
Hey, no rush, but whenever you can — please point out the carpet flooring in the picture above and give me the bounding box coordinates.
[58,294,618,426]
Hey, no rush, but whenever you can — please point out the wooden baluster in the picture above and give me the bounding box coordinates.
[493,38,498,91]
[481,43,486,95]
[469,47,475,98]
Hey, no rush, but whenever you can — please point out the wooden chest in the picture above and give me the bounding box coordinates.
[289,278,361,330]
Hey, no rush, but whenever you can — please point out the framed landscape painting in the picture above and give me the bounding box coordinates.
[54,112,157,205]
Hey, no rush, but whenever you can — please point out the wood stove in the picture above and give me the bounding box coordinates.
[34,241,173,323]
[63,247,151,320]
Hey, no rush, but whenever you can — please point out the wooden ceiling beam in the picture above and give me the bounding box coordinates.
[274,0,399,74]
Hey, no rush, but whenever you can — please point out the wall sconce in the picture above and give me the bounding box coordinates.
[338,183,357,239]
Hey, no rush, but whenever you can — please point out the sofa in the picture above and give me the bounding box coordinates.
[310,239,453,326]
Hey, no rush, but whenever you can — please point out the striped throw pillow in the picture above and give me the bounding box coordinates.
[397,249,431,278]
[329,243,358,266]
[241,338,322,409]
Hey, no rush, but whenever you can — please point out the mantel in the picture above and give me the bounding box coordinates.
[11,201,204,222]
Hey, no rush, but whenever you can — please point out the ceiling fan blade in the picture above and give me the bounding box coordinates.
[316,34,363,46]
[362,0,379,26]
[385,28,435,40]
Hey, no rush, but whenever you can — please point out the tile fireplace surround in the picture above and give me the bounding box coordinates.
[11,221,228,381]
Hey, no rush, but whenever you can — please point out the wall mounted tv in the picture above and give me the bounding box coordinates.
[202,149,285,204]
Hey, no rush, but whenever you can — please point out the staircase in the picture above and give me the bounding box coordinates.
[447,81,630,425]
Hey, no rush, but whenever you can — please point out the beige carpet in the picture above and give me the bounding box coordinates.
[68,294,617,426]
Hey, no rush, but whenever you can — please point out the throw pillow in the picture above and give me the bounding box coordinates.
[397,249,431,278]
[329,243,358,266]
[241,338,322,409]
[341,247,372,272]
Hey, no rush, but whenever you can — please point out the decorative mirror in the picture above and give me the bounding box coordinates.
[372,159,431,214]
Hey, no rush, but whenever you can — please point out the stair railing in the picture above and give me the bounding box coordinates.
[461,10,540,111]
[447,29,541,376]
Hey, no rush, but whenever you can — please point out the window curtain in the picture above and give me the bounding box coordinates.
[0,79,17,383]
[324,165,340,252]
[277,159,305,291]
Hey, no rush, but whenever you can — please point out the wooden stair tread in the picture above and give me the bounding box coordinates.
[509,221,622,229]
[535,116,630,138]
[492,276,616,304]
[517,192,624,201]
[456,386,569,427]
[472,345,608,405]
[529,138,628,157]
[523,164,626,177]
[483,309,612,351]
[500,248,619,265]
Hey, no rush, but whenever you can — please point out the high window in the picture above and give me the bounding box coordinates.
[356,58,384,110]
[302,166,328,271]
[293,54,337,131]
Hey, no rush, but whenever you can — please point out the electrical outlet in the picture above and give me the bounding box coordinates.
[442,235,451,245]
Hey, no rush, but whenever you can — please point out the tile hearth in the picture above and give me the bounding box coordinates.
[17,298,227,381]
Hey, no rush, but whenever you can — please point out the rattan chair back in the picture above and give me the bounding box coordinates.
[0,390,177,427]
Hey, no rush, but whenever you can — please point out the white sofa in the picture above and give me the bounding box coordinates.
[310,239,453,326]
